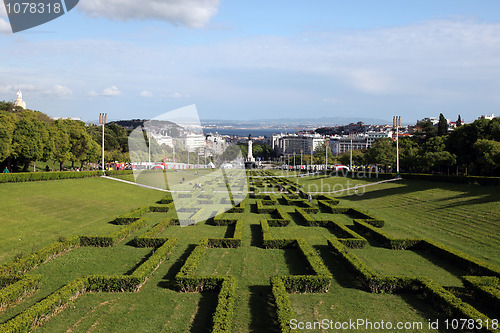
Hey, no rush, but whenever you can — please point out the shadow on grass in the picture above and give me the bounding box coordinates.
[224,224,236,238]
[414,250,468,278]
[398,293,449,332]
[249,285,280,333]
[190,292,219,333]
[446,286,500,319]
[283,248,312,275]
[314,245,363,290]
[158,244,196,290]
[250,224,264,248]
[124,248,155,275]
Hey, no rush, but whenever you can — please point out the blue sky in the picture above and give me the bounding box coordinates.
[1,0,500,124]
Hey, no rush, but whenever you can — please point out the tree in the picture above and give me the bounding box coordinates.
[415,120,437,140]
[474,139,500,175]
[364,138,396,169]
[10,112,49,171]
[437,113,448,136]
[0,112,16,164]
[456,115,462,128]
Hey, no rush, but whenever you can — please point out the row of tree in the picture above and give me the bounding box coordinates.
[331,116,500,176]
[0,102,130,172]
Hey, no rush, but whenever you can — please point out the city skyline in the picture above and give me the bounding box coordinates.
[1,1,500,123]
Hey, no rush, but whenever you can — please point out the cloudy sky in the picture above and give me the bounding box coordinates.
[1,0,500,123]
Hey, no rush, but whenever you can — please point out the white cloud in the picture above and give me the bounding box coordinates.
[78,0,219,28]
[139,90,153,98]
[86,90,98,98]
[102,86,122,96]
[43,85,73,98]
[86,86,121,98]
[163,91,189,98]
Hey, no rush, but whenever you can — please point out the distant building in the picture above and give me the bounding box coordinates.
[330,131,394,155]
[478,114,495,120]
[14,90,26,109]
[51,117,82,121]
[183,133,205,152]
[272,133,325,155]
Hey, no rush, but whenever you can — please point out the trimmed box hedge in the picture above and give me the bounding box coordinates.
[0,275,42,313]
[0,236,79,275]
[353,220,420,250]
[462,276,500,311]
[80,218,147,247]
[270,277,299,333]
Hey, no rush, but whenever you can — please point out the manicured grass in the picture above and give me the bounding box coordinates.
[0,177,164,264]
[0,173,498,332]
[338,179,500,266]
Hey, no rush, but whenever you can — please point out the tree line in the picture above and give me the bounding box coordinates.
[0,102,130,172]
[333,115,500,176]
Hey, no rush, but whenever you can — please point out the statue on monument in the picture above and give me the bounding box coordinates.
[244,133,256,169]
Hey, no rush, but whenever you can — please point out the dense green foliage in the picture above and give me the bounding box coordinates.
[332,117,500,176]
[0,102,131,172]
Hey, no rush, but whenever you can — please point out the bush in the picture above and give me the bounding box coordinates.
[131,238,176,289]
[414,240,500,277]
[0,171,102,183]
[114,206,150,225]
[462,276,500,311]
[81,218,147,247]
[261,220,295,249]
[0,275,42,313]
[0,236,79,275]
[0,277,87,332]
[270,277,299,333]
[353,220,421,250]
[212,277,237,333]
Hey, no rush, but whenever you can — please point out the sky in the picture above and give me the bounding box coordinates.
[1,0,500,124]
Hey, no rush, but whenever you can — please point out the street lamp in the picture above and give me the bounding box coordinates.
[324,138,329,176]
[300,149,303,174]
[99,113,107,175]
[349,131,355,172]
[293,152,296,172]
[146,129,152,170]
[393,116,401,177]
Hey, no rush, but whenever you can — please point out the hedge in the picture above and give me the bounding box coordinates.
[113,206,150,224]
[211,277,237,333]
[353,220,420,250]
[0,275,42,313]
[278,239,332,293]
[261,220,295,249]
[462,276,500,311]
[0,277,87,332]
[270,277,299,333]
[208,219,243,248]
[414,240,500,277]
[80,218,147,247]
[134,217,176,247]
[256,200,276,214]
[0,236,79,275]
[295,208,367,249]
[328,237,500,325]
[418,278,495,329]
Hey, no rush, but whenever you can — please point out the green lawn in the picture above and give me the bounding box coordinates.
[0,174,498,332]
[0,177,164,264]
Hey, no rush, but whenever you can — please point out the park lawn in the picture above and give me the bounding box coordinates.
[0,173,499,332]
[337,179,500,266]
[0,177,165,264]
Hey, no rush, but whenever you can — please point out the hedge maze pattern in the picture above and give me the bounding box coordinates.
[0,170,499,332]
